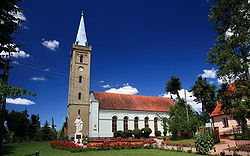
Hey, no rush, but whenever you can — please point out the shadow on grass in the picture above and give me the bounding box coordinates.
[2,144,17,155]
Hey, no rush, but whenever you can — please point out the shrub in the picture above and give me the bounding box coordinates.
[155,130,161,137]
[163,131,167,136]
[141,127,152,138]
[127,130,133,138]
[122,130,133,138]
[195,128,215,154]
[114,130,123,137]
[133,129,142,139]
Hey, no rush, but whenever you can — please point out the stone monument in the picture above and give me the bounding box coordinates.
[74,116,83,145]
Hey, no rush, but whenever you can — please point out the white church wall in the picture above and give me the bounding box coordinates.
[98,109,169,138]
[89,93,99,137]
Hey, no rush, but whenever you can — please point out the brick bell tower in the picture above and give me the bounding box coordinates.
[67,12,91,139]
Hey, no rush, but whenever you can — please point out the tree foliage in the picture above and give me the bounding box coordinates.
[208,0,249,81]
[190,76,216,122]
[195,128,215,154]
[166,100,203,139]
[58,117,68,140]
[165,76,182,100]
[41,120,52,141]
[6,109,30,141]
[0,0,35,152]
[208,0,250,137]
[28,114,41,140]
[0,0,24,54]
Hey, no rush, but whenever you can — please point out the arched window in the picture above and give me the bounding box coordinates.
[154,117,158,131]
[78,92,81,100]
[144,117,149,128]
[79,76,82,83]
[112,116,117,132]
[124,116,128,131]
[80,55,83,63]
[78,109,80,115]
[134,117,139,129]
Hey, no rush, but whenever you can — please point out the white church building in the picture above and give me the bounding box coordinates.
[67,13,175,139]
[89,92,174,138]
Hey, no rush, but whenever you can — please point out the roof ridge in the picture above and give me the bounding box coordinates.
[93,91,171,99]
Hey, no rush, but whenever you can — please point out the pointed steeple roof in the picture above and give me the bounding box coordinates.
[75,11,87,46]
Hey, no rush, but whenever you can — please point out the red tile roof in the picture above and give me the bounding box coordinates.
[210,102,224,117]
[93,92,175,112]
[210,84,236,117]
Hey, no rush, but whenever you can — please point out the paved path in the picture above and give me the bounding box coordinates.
[154,138,250,156]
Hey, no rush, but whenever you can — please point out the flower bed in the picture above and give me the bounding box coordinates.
[51,138,156,152]
[51,141,83,151]
[162,140,191,147]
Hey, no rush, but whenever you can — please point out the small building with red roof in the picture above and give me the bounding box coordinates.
[210,85,250,135]
[89,92,175,138]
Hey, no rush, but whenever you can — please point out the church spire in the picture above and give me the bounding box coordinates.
[75,11,88,46]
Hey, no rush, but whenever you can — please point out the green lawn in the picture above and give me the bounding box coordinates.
[3,141,203,156]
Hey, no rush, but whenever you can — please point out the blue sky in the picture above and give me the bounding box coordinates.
[4,0,221,129]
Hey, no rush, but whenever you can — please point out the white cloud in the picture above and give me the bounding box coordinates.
[162,89,202,112]
[11,50,30,58]
[30,76,46,81]
[12,11,26,21]
[0,51,30,58]
[0,46,30,59]
[105,84,139,95]
[225,28,234,38]
[102,84,111,88]
[42,39,59,51]
[200,68,217,79]
[6,98,35,105]
[99,80,105,83]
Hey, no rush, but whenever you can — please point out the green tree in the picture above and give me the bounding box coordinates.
[0,0,35,152]
[28,114,40,140]
[208,0,250,137]
[165,76,182,100]
[166,100,202,139]
[41,121,52,141]
[59,117,67,140]
[190,76,216,122]
[6,110,30,142]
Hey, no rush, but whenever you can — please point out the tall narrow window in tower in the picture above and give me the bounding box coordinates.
[124,116,128,131]
[154,117,158,131]
[80,55,83,63]
[112,116,117,132]
[79,76,82,83]
[78,92,81,100]
[145,117,149,128]
[134,117,139,129]
[78,109,80,115]
[84,54,88,64]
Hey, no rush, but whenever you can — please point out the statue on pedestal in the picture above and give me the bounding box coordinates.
[74,116,83,133]
[74,116,83,145]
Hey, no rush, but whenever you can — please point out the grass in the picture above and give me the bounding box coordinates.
[3,141,204,156]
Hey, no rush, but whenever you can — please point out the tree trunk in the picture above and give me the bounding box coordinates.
[0,60,9,154]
